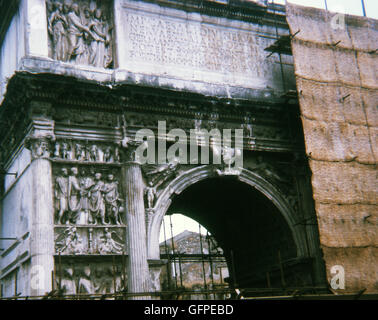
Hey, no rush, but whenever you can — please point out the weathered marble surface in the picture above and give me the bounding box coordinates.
[115,0,293,92]
[123,160,151,299]
[0,1,324,299]
[1,0,295,103]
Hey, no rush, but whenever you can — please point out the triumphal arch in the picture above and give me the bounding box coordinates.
[0,0,330,298]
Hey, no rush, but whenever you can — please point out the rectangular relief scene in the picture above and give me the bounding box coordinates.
[46,0,114,68]
[53,161,126,256]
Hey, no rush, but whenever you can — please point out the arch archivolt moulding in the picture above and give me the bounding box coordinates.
[145,165,309,260]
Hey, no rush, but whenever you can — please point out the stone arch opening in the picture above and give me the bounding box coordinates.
[148,166,316,291]
[158,214,230,298]
[166,177,298,289]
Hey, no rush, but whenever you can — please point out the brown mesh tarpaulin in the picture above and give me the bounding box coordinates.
[286,3,378,294]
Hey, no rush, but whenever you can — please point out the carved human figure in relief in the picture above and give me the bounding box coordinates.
[81,6,95,65]
[68,167,82,224]
[78,168,94,224]
[143,158,180,188]
[47,1,112,68]
[222,146,234,171]
[102,10,113,69]
[98,228,124,254]
[93,266,108,294]
[150,269,161,292]
[48,1,68,61]
[56,226,84,254]
[59,267,76,295]
[145,181,157,209]
[103,174,122,225]
[54,142,61,158]
[88,8,107,68]
[64,2,95,64]
[89,172,106,225]
[61,141,70,160]
[242,115,253,138]
[78,266,94,294]
[75,142,86,161]
[88,144,99,162]
[104,146,113,163]
[114,146,120,162]
[55,167,69,224]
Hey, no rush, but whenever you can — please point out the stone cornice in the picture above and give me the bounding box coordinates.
[138,0,287,28]
[0,71,303,167]
[1,70,294,116]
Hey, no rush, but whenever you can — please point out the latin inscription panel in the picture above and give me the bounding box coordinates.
[118,1,283,90]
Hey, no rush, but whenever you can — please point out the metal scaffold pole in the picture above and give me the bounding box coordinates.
[169,215,178,290]
[361,0,367,16]
[199,224,208,299]
[178,251,183,289]
[206,232,216,299]
[162,218,172,290]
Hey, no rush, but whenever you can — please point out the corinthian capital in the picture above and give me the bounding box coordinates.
[26,136,55,159]
[120,137,148,164]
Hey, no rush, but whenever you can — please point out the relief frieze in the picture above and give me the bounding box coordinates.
[55,226,126,255]
[46,0,113,68]
[53,165,124,226]
[53,140,121,163]
[53,259,127,294]
[53,108,119,128]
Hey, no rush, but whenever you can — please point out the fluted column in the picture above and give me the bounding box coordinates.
[27,135,55,297]
[121,140,151,299]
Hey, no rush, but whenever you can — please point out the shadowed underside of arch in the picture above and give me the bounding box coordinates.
[147,166,317,289]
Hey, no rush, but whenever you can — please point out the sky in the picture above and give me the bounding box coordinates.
[159,0,377,242]
[159,214,209,243]
[272,0,378,19]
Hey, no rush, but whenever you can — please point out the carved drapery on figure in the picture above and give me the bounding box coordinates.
[142,159,180,189]
[98,227,124,254]
[46,0,113,68]
[53,139,120,163]
[55,226,84,254]
[55,226,126,255]
[54,261,127,294]
[144,182,157,210]
[54,165,124,226]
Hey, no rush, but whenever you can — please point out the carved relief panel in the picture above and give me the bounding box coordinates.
[52,151,127,258]
[54,258,127,295]
[53,139,121,163]
[46,0,114,68]
[53,164,124,225]
[55,226,126,255]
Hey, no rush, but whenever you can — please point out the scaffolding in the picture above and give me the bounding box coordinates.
[1,287,376,300]
[0,214,374,300]
[159,215,230,300]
